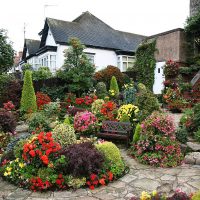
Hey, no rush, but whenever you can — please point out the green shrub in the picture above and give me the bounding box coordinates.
[137,83,147,92]
[95,82,108,99]
[41,85,68,101]
[32,67,52,80]
[66,175,86,189]
[192,190,200,200]
[14,137,29,159]
[135,89,160,122]
[20,70,37,114]
[91,99,104,115]
[95,142,125,177]
[133,123,141,143]
[195,129,200,142]
[176,127,188,144]
[179,108,194,125]
[52,124,76,147]
[109,76,119,97]
[28,112,50,133]
[43,101,60,120]
[63,115,72,125]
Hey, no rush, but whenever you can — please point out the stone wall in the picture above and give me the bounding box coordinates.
[190,0,200,16]
[150,29,187,63]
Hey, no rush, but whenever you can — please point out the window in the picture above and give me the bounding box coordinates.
[118,56,135,72]
[85,53,95,64]
[50,55,56,71]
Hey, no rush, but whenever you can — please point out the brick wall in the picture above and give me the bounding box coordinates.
[150,29,188,63]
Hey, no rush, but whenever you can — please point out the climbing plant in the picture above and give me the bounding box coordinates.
[185,10,200,59]
[134,40,157,91]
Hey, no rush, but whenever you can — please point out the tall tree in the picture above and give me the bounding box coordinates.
[57,38,95,96]
[0,29,14,74]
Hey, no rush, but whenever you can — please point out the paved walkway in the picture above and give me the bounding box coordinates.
[0,148,200,200]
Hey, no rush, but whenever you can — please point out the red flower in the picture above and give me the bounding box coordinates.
[99,178,106,185]
[41,155,49,165]
[90,173,97,181]
[89,185,95,190]
[29,150,36,157]
[56,179,62,185]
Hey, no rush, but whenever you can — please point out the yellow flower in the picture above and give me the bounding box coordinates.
[4,172,8,176]
[7,172,11,176]
[6,167,12,172]
[140,191,151,200]
[19,163,24,168]
[15,158,19,162]
[152,190,157,196]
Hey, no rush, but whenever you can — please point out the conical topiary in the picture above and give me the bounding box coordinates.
[110,76,119,97]
[20,70,37,113]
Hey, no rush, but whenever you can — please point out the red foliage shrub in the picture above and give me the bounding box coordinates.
[94,66,125,88]
[0,109,16,133]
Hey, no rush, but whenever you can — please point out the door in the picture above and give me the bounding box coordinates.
[153,62,165,94]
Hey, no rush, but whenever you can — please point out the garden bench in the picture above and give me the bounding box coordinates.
[97,120,133,147]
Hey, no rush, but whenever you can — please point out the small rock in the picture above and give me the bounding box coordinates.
[187,142,200,152]
[15,124,29,133]
[184,155,196,165]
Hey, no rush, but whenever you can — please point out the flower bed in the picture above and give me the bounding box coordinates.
[0,131,126,191]
[131,112,183,167]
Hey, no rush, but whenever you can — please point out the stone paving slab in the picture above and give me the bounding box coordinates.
[1,148,200,200]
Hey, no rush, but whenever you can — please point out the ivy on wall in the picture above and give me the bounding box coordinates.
[134,40,157,91]
[185,10,200,59]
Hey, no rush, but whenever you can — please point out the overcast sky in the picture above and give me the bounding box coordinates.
[0,0,190,52]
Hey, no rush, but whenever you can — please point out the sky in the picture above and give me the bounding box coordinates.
[0,0,190,52]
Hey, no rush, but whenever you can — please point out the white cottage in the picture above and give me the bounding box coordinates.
[21,11,146,73]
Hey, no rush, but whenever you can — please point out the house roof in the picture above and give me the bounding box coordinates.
[41,11,146,52]
[25,39,40,55]
[22,39,40,60]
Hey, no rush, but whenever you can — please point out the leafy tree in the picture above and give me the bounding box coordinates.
[57,38,95,96]
[20,70,37,114]
[0,29,14,74]
[32,67,52,80]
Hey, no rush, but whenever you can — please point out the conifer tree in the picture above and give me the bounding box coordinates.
[20,70,37,113]
[110,76,119,97]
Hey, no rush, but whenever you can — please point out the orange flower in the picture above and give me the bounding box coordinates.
[99,178,106,185]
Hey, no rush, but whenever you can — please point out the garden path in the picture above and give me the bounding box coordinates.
[1,113,200,200]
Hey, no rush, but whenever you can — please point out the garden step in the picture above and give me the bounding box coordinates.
[187,142,200,152]
[184,152,200,165]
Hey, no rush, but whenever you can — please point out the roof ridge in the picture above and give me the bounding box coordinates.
[117,30,146,37]
[72,11,114,30]
[47,17,78,24]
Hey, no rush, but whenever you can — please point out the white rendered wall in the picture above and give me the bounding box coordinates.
[46,29,57,46]
[57,45,118,71]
